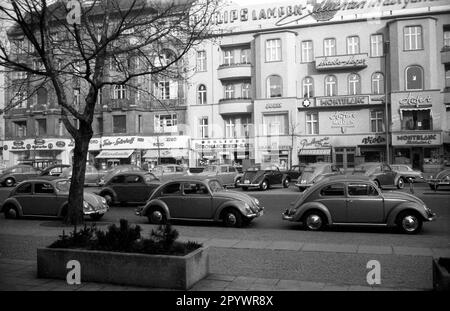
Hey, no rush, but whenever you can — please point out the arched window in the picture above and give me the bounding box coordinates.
[324,75,337,96]
[405,65,423,90]
[302,77,314,98]
[348,73,361,95]
[371,72,384,94]
[198,84,207,105]
[266,75,282,98]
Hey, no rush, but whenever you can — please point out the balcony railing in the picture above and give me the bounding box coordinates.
[218,97,252,103]
[218,61,251,68]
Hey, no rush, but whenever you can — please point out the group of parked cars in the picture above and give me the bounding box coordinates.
[0,161,445,234]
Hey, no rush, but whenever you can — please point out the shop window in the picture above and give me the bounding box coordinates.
[405,65,423,90]
[302,77,314,98]
[301,40,313,63]
[198,84,207,104]
[370,34,383,57]
[348,73,361,95]
[113,115,127,133]
[155,114,177,133]
[370,110,384,132]
[394,148,411,164]
[266,39,281,62]
[36,119,47,136]
[306,112,319,135]
[14,120,27,137]
[323,38,336,56]
[347,36,360,54]
[325,75,337,96]
[266,75,282,98]
[263,113,288,135]
[371,72,384,94]
[404,26,422,51]
[401,109,432,130]
[196,50,206,72]
[424,148,441,165]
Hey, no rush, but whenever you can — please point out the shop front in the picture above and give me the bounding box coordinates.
[97,136,145,169]
[297,136,332,164]
[191,138,253,168]
[255,136,291,169]
[142,136,190,168]
[2,138,73,168]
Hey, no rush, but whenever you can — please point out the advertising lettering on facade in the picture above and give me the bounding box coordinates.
[315,54,367,70]
[399,92,432,106]
[194,139,252,150]
[394,134,441,145]
[299,136,331,148]
[318,95,369,106]
[265,103,282,109]
[361,135,386,145]
[329,111,355,128]
[5,139,71,151]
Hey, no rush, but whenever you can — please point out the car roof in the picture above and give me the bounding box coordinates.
[160,176,217,183]
[15,178,66,184]
[324,175,372,182]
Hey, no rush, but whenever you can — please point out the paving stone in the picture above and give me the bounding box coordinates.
[232,240,272,249]
[275,279,305,289]
[206,273,236,282]
[302,243,357,253]
[249,284,275,291]
[393,246,433,256]
[322,284,350,291]
[253,278,279,286]
[204,239,240,248]
[232,276,258,283]
[267,241,303,251]
[358,245,393,255]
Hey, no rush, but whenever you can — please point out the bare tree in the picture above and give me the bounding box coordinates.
[0,0,218,225]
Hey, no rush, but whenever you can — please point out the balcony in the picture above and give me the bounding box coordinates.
[218,98,253,115]
[217,63,252,81]
[441,46,450,64]
[444,87,450,104]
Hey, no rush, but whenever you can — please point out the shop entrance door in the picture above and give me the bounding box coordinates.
[334,147,356,170]
[412,148,422,171]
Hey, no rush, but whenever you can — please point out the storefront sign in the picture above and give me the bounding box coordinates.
[393,133,441,145]
[299,137,331,148]
[318,96,369,106]
[102,137,140,148]
[34,139,45,145]
[5,139,72,151]
[265,103,282,109]
[361,135,386,145]
[194,139,252,150]
[56,141,66,148]
[329,111,355,128]
[315,54,367,70]
[399,93,432,106]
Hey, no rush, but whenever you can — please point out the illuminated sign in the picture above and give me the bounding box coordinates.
[315,54,367,70]
[393,134,441,145]
[318,95,369,106]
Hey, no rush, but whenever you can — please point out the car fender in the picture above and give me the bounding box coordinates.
[214,200,246,221]
[385,202,428,226]
[1,198,23,216]
[57,201,69,217]
[293,201,333,224]
[141,199,171,219]
[98,187,118,202]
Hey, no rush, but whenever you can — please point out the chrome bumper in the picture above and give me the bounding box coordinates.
[246,209,264,218]
[84,207,108,215]
[237,182,261,187]
[282,209,295,221]
[295,183,313,188]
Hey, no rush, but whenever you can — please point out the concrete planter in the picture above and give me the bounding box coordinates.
[37,246,209,290]
[432,258,450,291]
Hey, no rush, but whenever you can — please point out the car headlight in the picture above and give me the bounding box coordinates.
[101,197,107,204]
[254,198,260,206]
[244,203,251,214]
[83,201,94,211]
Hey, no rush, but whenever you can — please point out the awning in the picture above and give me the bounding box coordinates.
[96,149,134,159]
[299,148,331,156]
[399,107,431,120]
[143,149,188,159]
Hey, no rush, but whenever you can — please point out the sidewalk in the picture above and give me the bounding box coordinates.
[0,258,423,291]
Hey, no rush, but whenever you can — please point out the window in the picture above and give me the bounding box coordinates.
[404,26,422,50]
[348,183,378,196]
[267,75,282,98]
[113,85,127,99]
[74,88,80,106]
[11,39,24,54]
[320,184,345,196]
[401,109,432,130]
[154,80,177,99]
[14,121,27,137]
[12,91,27,109]
[405,65,423,90]
[111,175,126,184]
[36,119,47,136]
[154,50,174,67]
[96,117,103,135]
[266,39,281,62]
[241,116,252,138]
[57,119,65,136]
[306,112,319,135]
[224,117,236,138]
[198,84,207,104]
[301,40,313,62]
[199,117,208,138]
[325,75,337,96]
[137,115,143,133]
[155,114,177,133]
[347,36,360,54]
[370,34,383,57]
[445,65,450,88]
[223,50,234,66]
[125,175,144,184]
[113,115,127,133]
[302,77,314,98]
[371,72,384,94]
[348,73,361,95]
[12,71,27,80]
[196,50,206,71]
[224,84,235,99]
[161,183,181,195]
[34,183,54,194]
[37,88,48,107]
[16,183,32,194]
[370,110,384,132]
[242,83,251,98]
[445,29,450,48]
[324,38,336,56]
[241,49,251,64]
[183,183,209,195]
[263,113,288,135]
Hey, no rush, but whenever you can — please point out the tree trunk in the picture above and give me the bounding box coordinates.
[64,122,92,225]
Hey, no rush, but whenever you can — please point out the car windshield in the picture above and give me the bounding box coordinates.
[303,166,316,173]
[55,180,70,192]
[209,180,223,192]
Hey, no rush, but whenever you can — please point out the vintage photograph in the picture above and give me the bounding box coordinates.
[0,0,449,294]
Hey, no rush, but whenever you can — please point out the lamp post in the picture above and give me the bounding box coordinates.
[384,41,390,164]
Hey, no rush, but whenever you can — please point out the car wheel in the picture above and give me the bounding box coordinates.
[4,205,19,219]
[4,178,15,187]
[260,180,269,191]
[283,178,290,188]
[147,207,167,225]
[234,178,241,188]
[242,186,248,191]
[374,180,381,189]
[397,211,423,234]
[90,214,103,221]
[303,210,326,231]
[298,187,305,192]
[397,177,405,189]
[222,209,243,228]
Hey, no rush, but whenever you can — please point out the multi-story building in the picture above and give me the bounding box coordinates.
[187,0,450,172]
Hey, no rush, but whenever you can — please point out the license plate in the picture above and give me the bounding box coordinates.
[244,180,250,184]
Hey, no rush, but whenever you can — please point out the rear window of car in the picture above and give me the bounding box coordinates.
[125,175,143,183]
[110,175,125,184]
[320,184,345,196]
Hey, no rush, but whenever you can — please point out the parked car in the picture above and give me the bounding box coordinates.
[390,164,424,183]
[282,175,435,234]
[98,164,144,186]
[427,169,450,190]
[39,164,71,177]
[1,179,109,220]
[60,164,108,186]
[352,162,404,189]
[295,162,341,192]
[0,164,41,187]
[197,165,240,188]
[135,176,264,227]
[238,164,290,191]
[98,171,161,205]
[150,164,190,181]
[285,164,307,180]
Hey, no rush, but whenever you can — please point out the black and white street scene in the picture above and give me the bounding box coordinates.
[0,0,449,294]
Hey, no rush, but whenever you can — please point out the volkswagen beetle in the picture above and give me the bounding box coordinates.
[283,175,435,234]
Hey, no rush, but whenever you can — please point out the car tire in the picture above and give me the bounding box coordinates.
[222,208,243,228]
[397,177,405,189]
[3,204,19,219]
[283,178,290,188]
[101,193,114,206]
[4,178,15,187]
[374,180,381,189]
[298,187,305,192]
[90,214,104,221]
[260,180,269,191]
[302,210,326,231]
[234,178,241,188]
[147,207,167,225]
[397,211,423,234]
[242,186,248,191]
